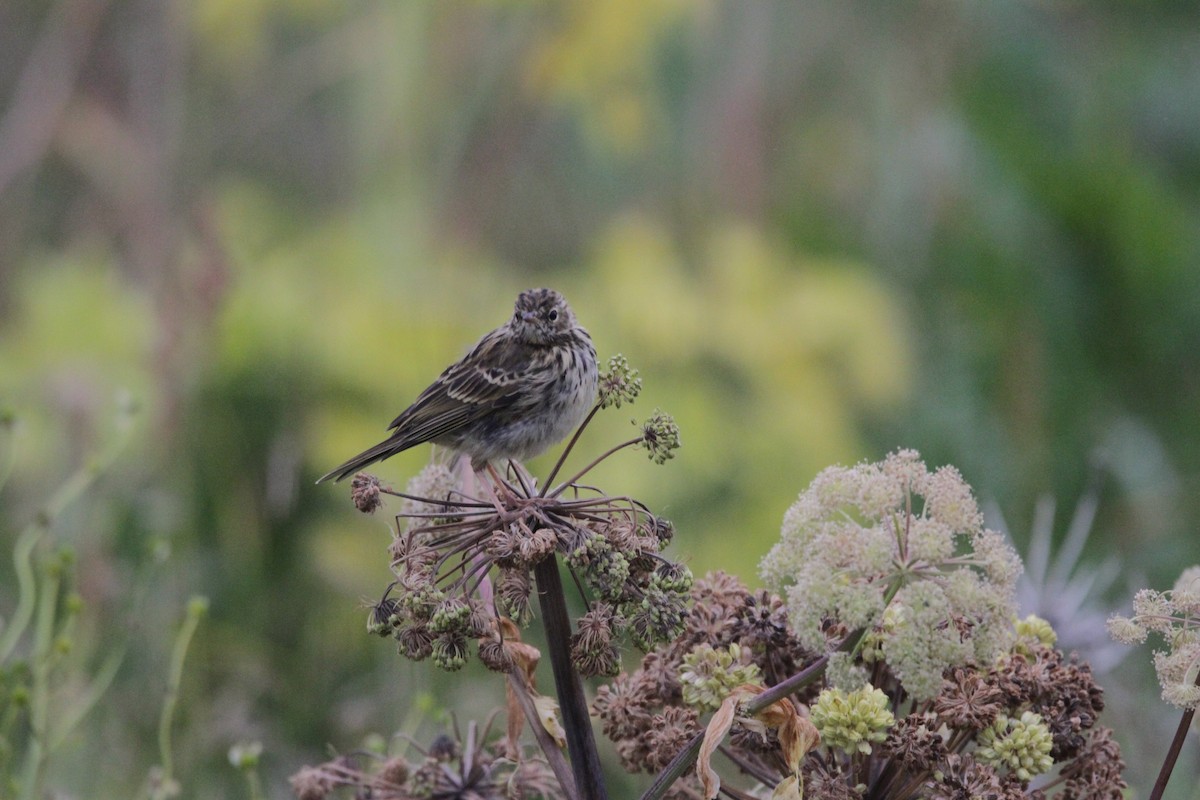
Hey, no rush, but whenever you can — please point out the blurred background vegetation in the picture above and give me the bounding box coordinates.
[1,1,1199,797]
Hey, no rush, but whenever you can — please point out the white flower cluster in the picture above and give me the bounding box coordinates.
[761,449,1022,700]
[1108,566,1200,709]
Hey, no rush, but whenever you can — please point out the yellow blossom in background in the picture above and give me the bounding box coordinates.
[192,0,346,73]
[525,0,708,152]
[579,216,913,576]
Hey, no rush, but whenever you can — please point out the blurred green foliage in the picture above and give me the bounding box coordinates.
[1,1,1199,797]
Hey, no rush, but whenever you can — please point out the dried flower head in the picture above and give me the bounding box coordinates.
[928,754,1003,800]
[356,361,686,672]
[802,760,863,800]
[995,643,1105,761]
[366,592,401,637]
[593,572,820,778]
[350,472,383,514]
[592,566,1122,797]
[289,764,335,800]
[431,631,469,671]
[593,672,656,743]
[373,756,409,790]
[1057,726,1127,800]
[644,706,701,772]
[571,602,622,678]
[290,719,564,800]
[933,666,1004,731]
[881,712,946,771]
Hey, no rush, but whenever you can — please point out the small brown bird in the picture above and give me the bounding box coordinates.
[317,288,598,483]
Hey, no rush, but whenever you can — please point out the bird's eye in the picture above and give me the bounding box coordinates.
[547,309,559,322]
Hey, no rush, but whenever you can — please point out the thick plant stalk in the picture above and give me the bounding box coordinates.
[534,557,609,800]
[1149,673,1200,800]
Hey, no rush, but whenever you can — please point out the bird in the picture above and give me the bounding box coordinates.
[317,288,599,484]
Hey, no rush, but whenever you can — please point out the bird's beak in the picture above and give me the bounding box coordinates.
[519,311,537,323]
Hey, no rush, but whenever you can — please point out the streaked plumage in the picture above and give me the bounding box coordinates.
[317,288,598,483]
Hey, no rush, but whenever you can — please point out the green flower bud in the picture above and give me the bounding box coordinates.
[975,711,1054,781]
[679,643,762,711]
[810,685,894,755]
[431,632,469,672]
[599,354,642,409]
[639,409,680,464]
[1014,614,1057,656]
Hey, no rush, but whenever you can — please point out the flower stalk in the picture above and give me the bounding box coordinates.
[534,557,609,800]
[1149,675,1200,800]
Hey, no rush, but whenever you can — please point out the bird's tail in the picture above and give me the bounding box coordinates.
[315,437,410,484]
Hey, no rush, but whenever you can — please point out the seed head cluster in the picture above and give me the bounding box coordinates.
[593,568,1124,797]
[289,722,562,800]
[355,356,688,675]
[591,451,1125,798]
[598,353,642,409]
[593,572,817,775]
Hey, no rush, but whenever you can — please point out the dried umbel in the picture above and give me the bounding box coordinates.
[353,355,687,678]
[593,572,818,776]
[369,459,689,675]
[288,718,563,800]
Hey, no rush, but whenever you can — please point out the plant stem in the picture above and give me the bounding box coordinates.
[49,645,125,749]
[533,557,608,800]
[548,438,642,499]
[0,404,137,664]
[0,409,16,492]
[17,558,60,800]
[0,468,95,664]
[541,405,601,493]
[1149,673,1200,800]
[154,596,208,798]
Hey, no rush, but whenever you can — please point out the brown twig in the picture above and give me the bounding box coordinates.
[1149,671,1200,800]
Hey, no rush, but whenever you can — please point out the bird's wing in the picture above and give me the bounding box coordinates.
[385,330,532,446]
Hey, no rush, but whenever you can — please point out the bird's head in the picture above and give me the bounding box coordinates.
[511,288,577,344]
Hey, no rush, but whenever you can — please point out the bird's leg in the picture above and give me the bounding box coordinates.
[454,456,503,515]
